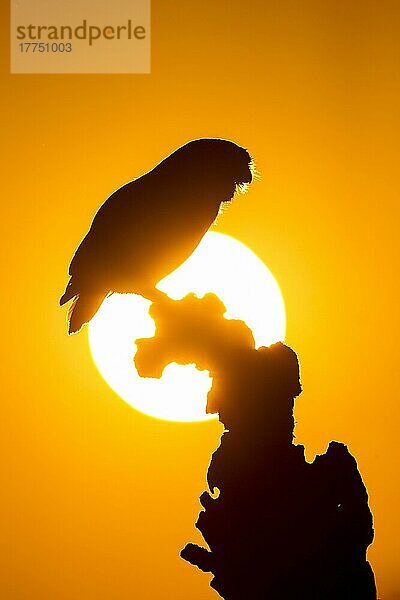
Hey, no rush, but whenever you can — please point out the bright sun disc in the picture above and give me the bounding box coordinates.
[88,232,286,422]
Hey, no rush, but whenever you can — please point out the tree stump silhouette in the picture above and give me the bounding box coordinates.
[135,293,377,599]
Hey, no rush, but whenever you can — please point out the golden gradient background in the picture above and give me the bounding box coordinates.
[1,1,399,598]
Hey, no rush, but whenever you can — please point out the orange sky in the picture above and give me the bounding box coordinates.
[1,1,399,598]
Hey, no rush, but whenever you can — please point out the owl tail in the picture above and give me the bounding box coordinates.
[60,278,77,306]
[67,291,107,335]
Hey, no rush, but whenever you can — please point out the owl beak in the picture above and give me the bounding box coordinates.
[241,165,253,185]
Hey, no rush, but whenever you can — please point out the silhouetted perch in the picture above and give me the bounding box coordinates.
[135,292,377,599]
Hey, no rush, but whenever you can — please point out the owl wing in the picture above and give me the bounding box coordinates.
[69,178,146,273]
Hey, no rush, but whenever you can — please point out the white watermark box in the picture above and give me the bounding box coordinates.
[11,0,150,73]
